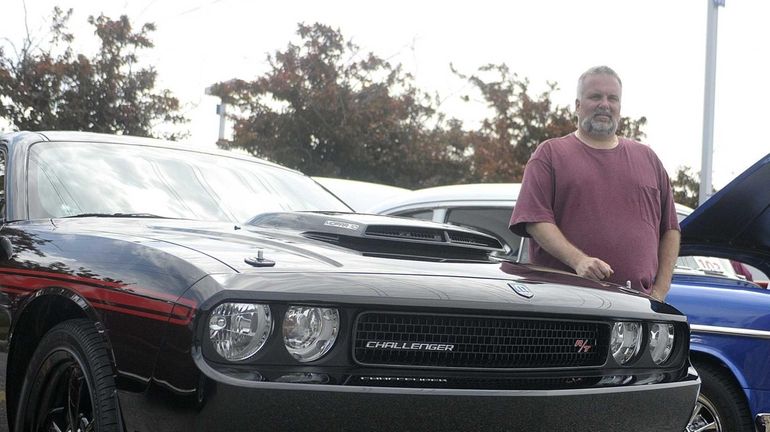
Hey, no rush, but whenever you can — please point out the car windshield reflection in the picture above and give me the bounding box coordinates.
[28,142,350,222]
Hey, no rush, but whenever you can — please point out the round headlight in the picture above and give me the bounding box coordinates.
[649,323,675,364]
[610,321,642,365]
[283,306,339,362]
[209,303,272,361]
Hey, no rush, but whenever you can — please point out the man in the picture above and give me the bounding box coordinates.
[509,65,680,301]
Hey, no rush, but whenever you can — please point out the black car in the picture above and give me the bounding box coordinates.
[0,131,698,432]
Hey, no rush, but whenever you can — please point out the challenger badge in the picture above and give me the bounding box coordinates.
[366,341,455,351]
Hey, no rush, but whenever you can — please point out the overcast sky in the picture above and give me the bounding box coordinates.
[3,0,769,189]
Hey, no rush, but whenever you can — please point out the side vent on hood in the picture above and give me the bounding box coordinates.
[365,225,501,249]
[446,231,502,248]
[365,226,444,242]
[248,212,505,262]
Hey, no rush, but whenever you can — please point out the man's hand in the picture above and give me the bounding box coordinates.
[574,256,614,281]
[526,222,615,281]
[649,283,667,302]
[648,229,680,303]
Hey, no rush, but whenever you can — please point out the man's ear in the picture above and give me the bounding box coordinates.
[575,99,580,109]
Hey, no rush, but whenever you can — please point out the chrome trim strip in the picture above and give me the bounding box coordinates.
[690,324,770,340]
[756,413,770,432]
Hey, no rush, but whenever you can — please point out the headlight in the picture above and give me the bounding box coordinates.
[610,321,642,365]
[283,306,339,362]
[649,323,675,364]
[209,303,272,361]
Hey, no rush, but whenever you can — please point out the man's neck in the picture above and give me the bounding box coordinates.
[575,129,619,149]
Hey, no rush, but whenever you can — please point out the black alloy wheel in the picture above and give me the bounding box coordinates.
[686,362,753,432]
[14,319,120,432]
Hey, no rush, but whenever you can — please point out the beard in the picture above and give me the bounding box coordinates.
[580,111,617,136]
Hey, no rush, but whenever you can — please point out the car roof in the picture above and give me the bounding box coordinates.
[370,182,698,222]
[0,130,297,173]
[368,183,521,214]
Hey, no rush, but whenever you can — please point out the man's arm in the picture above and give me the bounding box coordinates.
[526,222,614,281]
[650,229,681,302]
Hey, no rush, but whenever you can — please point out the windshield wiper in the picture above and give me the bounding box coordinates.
[61,213,175,219]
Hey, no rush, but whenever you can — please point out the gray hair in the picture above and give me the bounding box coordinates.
[576,66,622,98]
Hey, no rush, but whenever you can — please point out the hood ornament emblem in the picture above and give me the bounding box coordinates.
[508,282,533,299]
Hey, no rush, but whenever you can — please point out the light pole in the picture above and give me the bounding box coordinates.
[205,85,228,144]
[699,0,725,205]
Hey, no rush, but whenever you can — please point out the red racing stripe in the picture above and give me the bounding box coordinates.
[0,270,198,325]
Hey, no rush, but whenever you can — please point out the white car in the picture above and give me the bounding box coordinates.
[369,183,744,278]
[368,183,522,257]
[313,177,410,212]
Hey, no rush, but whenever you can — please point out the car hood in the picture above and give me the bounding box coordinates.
[52,215,674,313]
[56,213,508,277]
[680,153,770,269]
[54,213,656,291]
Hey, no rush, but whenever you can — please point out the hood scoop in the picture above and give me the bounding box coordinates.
[247,212,504,262]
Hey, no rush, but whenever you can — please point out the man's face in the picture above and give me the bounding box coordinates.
[576,73,622,137]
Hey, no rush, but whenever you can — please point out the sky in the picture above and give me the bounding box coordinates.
[3,0,769,190]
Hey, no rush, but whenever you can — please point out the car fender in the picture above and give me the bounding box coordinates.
[689,339,750,390]
[4,285,113,427]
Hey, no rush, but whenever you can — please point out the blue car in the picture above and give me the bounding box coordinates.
[674,153,770,432]
[370,154,770,432]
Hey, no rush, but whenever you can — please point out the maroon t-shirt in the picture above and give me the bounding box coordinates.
[509,133,679,293]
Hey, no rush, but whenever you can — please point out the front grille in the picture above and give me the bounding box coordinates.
[353,312,609,369]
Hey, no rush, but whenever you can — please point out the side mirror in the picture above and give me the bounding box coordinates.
[0,236,13,261]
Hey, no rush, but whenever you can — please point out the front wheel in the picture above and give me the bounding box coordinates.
[687,362,753,432]
[14,319,120,432]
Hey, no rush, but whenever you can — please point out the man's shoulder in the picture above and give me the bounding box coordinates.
[620,137,657,150]
[620,138,660,158]
[620,138,667,171]
[533,133,578,157]
[543,132,578,147]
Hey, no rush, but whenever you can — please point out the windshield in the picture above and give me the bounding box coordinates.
[27,142,350,222]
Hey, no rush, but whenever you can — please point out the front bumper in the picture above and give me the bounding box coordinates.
[129,361,699,432]
[198,377,697,432]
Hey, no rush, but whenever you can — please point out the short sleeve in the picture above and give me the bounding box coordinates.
[509,153,557,237]
[657,159,681,234]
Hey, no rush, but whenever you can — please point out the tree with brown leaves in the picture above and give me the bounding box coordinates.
[672,166,709,209]
[208,23,469,188]
[0,7,186,138]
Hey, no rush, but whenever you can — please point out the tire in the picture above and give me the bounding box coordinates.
[14,319,120,432]
[687,362,753,432]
